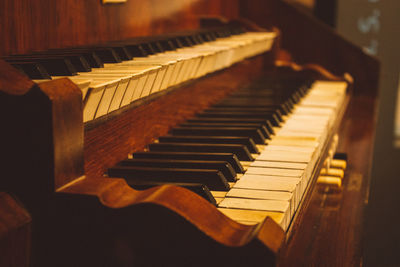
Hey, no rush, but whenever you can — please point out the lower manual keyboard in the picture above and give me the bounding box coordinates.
[107,72,348,232]
[218,80,347,230]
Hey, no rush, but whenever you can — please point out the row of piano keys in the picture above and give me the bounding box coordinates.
[105,71,348,231]
[3,27,276,122]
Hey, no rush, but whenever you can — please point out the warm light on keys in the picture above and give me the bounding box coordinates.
[320,168,345,179]
[317,176,342,188]
[331,159,347,170]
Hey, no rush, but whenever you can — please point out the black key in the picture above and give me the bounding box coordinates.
[6,57,77,76]
[124,43,148,57]
[63,55,91,72]
[178,122,270,140]
[141,42,157,55]
[132,152,244,173]
[45,48,104,68]
[147,41,162,54]
[230,90,275,97]
[216,98,279,107]
[203,108,283,123]
[126,181,216,205]
[118,158,236,182]
[170,127,265,145]
[213,101,289,110]
[11,62,51,79]
[158,135,259,154]
[176,36,192,47]
[209,105,289,116]
[107,166,230,191]
[158,39,176,51]
[41,58,77,76]
[200,33,211,42]
[170,38,184,49]
[93,48,122,63]
[188,118,275,135]
[148,143,254,161]
[36,53,91,72]
[187,35,200,45]
[59,50,103,68]
[197,112,280,127]
[16,52,92,72]
[109,46,133,60]
[61,47,119,64]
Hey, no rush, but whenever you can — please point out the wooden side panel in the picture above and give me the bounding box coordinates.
[0,60,84,204]
[0,0,239,56]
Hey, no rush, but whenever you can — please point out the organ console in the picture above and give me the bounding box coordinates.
[0,0,380,266]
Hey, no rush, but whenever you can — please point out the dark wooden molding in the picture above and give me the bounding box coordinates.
[0,0,240,56]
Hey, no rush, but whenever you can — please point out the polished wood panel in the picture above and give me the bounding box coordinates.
[0,0,239,56]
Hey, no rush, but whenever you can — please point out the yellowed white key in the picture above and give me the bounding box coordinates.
[126,58,177,88]
[138,56,183,86]
[130,75,149,102]
[80,79,118,122]
[90,65,161,96]
[218,208,288,230]
[103,63,166,92]
[77,74,130,117]
[219,197,290,214]
[250,161,307,170]
[268,136,319,147]
[257,150,313,163]
[234,175,300,207]
[226,189,294,216]
[246,167,304,178]
[263,145,316,154]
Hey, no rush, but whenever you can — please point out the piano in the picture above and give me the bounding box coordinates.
[0,0,379,266]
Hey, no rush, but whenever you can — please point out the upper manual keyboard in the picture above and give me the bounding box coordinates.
[3,27,277,123]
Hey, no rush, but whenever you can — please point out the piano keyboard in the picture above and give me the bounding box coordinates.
[3,28,277,122]
[106,71,348,232]
[3,25,347,233]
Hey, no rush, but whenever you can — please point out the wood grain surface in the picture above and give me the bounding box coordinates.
[0,0,239,56]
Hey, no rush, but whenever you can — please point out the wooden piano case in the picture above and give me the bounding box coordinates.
[0,0,379,266]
